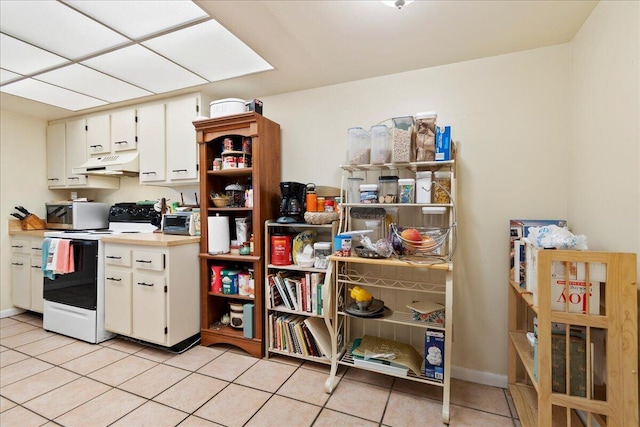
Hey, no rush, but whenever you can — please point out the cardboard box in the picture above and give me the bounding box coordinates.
[424,329,445,382]
[550,261,603,314]
[245,99,263,115]
[435,126,451,161]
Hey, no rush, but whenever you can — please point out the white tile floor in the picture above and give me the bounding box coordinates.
[0,312,520,426]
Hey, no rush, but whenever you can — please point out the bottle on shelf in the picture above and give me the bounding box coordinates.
[306,183,317,212]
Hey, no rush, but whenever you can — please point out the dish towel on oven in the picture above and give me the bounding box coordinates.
[55,239,74,274]
[41,238,56,280]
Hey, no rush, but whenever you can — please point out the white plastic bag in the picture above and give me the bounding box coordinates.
[527,225,587,250]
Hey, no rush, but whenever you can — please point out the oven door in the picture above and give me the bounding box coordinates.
[43,239,98,310]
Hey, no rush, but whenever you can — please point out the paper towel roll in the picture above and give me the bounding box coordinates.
[208,215,230,254]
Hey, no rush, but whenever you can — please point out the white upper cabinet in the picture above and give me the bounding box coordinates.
[137,103,166,183]
[111,109,137,152]
[65,118,89,186]
[46,122,66,188]
[87,114,111,155]
[166,96,200,183]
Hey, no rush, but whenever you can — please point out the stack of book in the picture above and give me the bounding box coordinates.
[267,314,331,359]
[350,338,409,376]
[268,272,325,315]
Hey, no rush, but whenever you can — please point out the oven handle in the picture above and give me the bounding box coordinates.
[136,281,154,287]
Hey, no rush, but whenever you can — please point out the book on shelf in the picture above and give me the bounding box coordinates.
[273,273,294,310]
[350,339,408,376]
[283,277,300,311]
[303,316,331,358]
[312,272,324,315]
[267,274,284,308]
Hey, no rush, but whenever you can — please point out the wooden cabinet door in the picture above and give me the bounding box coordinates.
[86,114,111,155]
[137,104,166,183]
[30,254,44,313]
[111,109,137,152]
[11,255,30,309]
[65,119,88,186]
[132,273,166,345]
[46,123,66,188]
[166,96,199,182]
[105,268,133,335]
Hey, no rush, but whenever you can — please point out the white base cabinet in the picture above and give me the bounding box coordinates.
[11,237,44,313]
[104,241,200,347]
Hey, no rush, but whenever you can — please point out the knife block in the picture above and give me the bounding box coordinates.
[20,214,46,230]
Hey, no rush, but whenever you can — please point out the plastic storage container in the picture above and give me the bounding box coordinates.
[377,175,399,203]
[348,127,371,165]
[421,206,447,228]
[313,242,332,269]
[415,112,437,161]
[433,171,452,204]
[415,171,432,203]
[370,124,392,164]
[210,98,246,118]
[391,116,415,163]
[398,178,415,203]
[359,184,378,204]
[347,177,364,204]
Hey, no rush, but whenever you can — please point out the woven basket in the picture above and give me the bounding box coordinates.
[304,211,339,225]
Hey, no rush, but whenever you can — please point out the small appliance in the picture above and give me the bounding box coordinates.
[162,211,198,235]
[276,181,306,223]
[45,201,110,230]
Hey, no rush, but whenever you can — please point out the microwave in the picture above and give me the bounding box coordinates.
[162,211,199,236]
[45,202,110,230]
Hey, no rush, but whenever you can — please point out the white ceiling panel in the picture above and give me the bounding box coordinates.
[0,69,22,85]
[82,44,208,93]
[143,20,273,82]
[35,64,154,103]
[0,34,70,75]
[1,78,107,111]
[65,0,209,39]
[0,0,129,59]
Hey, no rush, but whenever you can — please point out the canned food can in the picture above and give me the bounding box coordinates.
[213,158,222,171]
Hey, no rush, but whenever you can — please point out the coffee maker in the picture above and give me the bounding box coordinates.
[276,181,306,223]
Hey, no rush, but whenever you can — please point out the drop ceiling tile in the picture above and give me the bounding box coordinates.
[1,79,107,111]
[143,20,273,82]
[0,34,70,75]
[0,69,23,85]
[36,64,153,103]
[82,44,207,93]
[0,0,128,59]
[66,0,209,40]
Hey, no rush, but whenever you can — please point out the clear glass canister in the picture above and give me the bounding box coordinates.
[398,178,415,203]
[391,116,415,163]
[433,171,451,204]
[370,124,392,164]
[377,175,398,203]
[415,112,437,162]
[348,127,371,165]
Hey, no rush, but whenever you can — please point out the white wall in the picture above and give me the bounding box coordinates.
[569,1,640,269]
[261,45,572,385]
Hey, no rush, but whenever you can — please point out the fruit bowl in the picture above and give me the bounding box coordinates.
[390,224,450,257]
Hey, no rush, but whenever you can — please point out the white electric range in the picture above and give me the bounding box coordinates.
[43,203,160,343]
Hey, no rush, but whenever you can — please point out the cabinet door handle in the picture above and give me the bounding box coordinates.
[114,141,128,145]
[68,177,80,181]
[172,169,187,173]
[31,265,42,269]
[106,256,122,259]
[11,245,24,249]
[32,247,42,251]
[135,259,152,263]
[48,178,59,181]
[136,282,154,287]
[141,172,157,175]
[11,262,24,266]
[106,277,122,282]
[89,144,103,148]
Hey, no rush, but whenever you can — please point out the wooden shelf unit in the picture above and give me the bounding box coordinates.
[508,249,638,426]
[195,113,281,358]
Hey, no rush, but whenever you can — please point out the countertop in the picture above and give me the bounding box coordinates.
[8,220,199,247]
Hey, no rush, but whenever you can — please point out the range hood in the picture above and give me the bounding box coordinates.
[73,152,139,176]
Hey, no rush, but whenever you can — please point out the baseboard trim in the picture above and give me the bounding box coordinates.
[1,307,26,318]
[451,365,508,389]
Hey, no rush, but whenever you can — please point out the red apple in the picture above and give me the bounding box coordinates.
[400,228,422,243]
